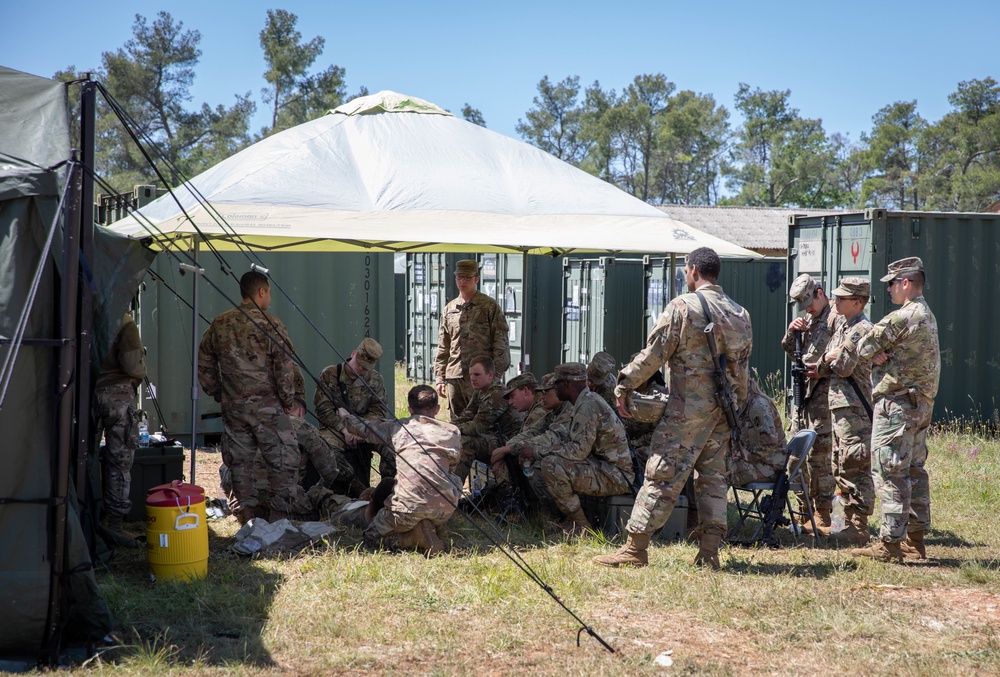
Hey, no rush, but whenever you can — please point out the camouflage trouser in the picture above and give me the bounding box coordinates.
[627,409,729,537]
[364,500,454,544]
[445,377,473,422]
[95,384,138,518]
[538,454,630,516]
[831,404,875,516]
[791,381,834,511]
[222,404,300,513]
[320,428,394,488]
[456,434,499,483]
[871,394,933,542]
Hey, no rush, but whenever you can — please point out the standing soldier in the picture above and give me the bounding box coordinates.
[848,258,940,563]
[781,273,838,535]
[199,271,300,523]
[313,338,391,488]
[594,247,752,570]
[94,311,147,543]
[434,259,510,419]
[814,277,876,546]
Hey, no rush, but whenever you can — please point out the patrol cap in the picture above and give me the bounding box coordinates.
[788,273,818,311]
[455,259,479,277]
[880,257,924,283]
[503,372,537,398]
[553,362,587,382]
[587,351,616,381]
[535,373,558,391]
[354,337,383,369]
[831,277,870,298]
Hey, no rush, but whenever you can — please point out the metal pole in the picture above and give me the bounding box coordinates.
[521,251,530,374]
[184,239,204,483]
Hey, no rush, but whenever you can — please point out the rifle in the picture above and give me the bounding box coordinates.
[790,330,807,425]
[758,471,791,547]
[694,291,741,443]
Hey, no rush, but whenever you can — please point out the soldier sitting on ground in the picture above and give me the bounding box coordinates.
[338,385,462,555]
[451,355,523,484]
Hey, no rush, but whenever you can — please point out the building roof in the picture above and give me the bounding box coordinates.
[655,204,842,252]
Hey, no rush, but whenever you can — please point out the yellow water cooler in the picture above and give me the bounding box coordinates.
[145,481,208,582]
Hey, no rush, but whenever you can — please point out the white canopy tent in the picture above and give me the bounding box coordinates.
[110,91,759,258]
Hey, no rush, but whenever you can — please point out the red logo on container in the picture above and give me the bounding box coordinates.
[851,242,860,263]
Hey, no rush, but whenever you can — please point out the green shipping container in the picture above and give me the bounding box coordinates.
[789,209,1000,422]
[139,251,396,446]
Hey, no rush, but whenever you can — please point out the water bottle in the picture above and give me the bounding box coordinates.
[521,457,534,478]
[138,414,150,448]
[830,493,846,533]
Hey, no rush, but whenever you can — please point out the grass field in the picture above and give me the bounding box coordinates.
[87,367,1000,675]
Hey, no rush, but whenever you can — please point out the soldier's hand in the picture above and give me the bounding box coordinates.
[616,394,633,419]
[804,362,820,379]
[337,407,350,419]
[872,351,890,366]
[284,402,305,418]
[435,383,447,398]
[789,317,809,332]
[343,431,361,448]
[490,445,511,466]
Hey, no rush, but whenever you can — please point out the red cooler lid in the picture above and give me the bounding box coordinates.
[146,480,205,507]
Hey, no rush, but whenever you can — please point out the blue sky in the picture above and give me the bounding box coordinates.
[2,1,995,143]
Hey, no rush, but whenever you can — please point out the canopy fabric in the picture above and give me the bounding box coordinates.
[110,91,760,258]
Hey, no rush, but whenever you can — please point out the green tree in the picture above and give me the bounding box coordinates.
[726,83,838,207]
[919,78,1000,210]
[461,104,486,127]
[860,100,927,209]
[653,90,730,205]
[602,74,675,200]
[578,81,616,180]
[516,75,587,164]
[97,12,254,189]
[259,9,346,136]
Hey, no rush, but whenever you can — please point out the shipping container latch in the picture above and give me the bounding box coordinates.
[911,219,921,239]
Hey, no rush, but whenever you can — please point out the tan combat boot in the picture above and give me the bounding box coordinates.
[559,506,594,539]
[851,540,904,564]
[812,502,833,536]
[694,532,723,571]
[396,520,445,556]
[830,506,870,546]
[900,531,927,560]
[592,532,650,568]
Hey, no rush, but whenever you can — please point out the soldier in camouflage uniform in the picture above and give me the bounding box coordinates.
[814,278,876,546]
[452,355,523,483]
[434,259,511,419]
[728,379,786,488]
[339,385,462,555]
[95,311,147,541]
[502,372,544,430]
[199,271,300,522]
[518,363,632,536]
[594,247,752,570]
[846,258,940,563]
[314,338,391,488]
[781,273,839,535]
[587,351,618,410]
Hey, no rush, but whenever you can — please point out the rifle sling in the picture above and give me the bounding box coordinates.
[694,291,739,434]
[846,375,874,421]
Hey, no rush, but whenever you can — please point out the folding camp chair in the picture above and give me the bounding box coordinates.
[727,429,817,547]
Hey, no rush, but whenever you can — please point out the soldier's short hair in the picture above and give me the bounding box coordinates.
[901,270,926,288]
[686,247,720,281]
[240,270,269,299]
[469,354,495,375]
[408,384,438,414]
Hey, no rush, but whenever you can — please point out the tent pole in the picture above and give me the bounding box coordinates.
[186,239,203,483]
[521,252,529,375]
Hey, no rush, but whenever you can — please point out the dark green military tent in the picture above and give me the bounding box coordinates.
[0,66,152,664]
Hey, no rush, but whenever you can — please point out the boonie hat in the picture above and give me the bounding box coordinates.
[788,273,818,311]
[354,337,383,369]
[503,372,537,398]
[831,277,870,298]
[553,362,587,382]
[880,257,924,283]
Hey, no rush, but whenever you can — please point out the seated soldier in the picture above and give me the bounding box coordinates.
[516,362,632,536]
[728,379,787,487]
[624,364,668,468]
[338,385,462,555]
[586,351,618,410]
[314,338,393,489]
[452,355,523,483]
[503,372,544,429]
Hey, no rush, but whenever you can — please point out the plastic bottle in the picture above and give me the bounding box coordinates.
[521,457,534,478]
[138,413,150,448]
[830,493,846,533]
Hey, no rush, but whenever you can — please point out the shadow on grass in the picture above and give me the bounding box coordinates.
[926,528,986,549]
[721,557,853,578]
[96,525,282,668]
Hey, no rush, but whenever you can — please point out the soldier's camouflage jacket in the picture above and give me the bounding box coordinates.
[536,388,631,476]
[313,362,389,433]
[819,312,874,410]
[434,291,510,382]
[509,401,570,453]
[452,381,522,443]
[95,314,146,390]
[781,303,838,399]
